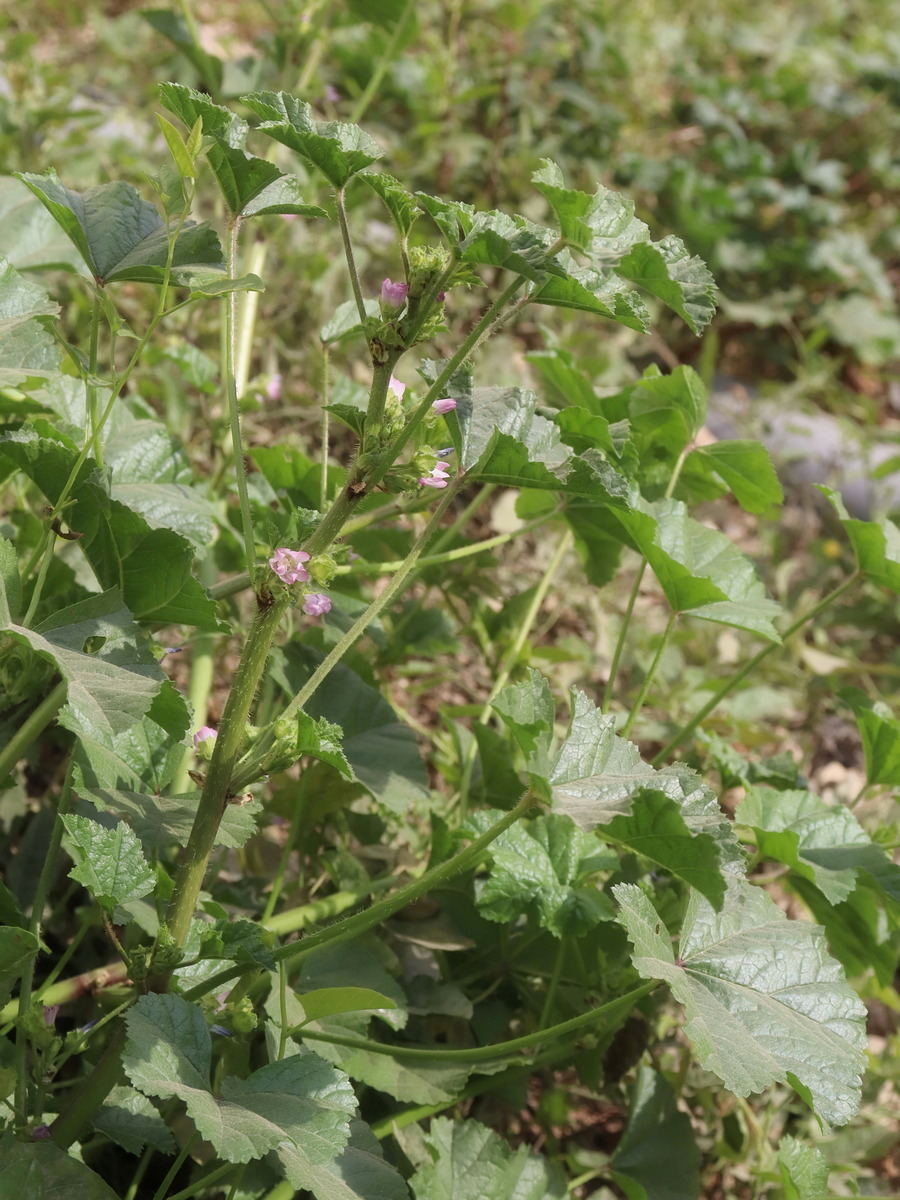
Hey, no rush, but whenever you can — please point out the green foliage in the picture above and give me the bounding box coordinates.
[0,13,896,1198]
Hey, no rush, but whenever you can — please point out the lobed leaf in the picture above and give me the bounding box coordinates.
[685,440,783,516]
[840,686,900,788]
[243,92,383,188]
[616,235,717,334]
[62,812,155,911]
[0,1132,119,1199]
[614,880,868,1126]
[410,1116,566,1200]
[736,785,900,905]
[819,485,900,591]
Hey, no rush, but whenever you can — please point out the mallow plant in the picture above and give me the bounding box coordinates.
[0,84,898,1200]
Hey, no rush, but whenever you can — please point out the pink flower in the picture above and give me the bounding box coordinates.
[193,726,217,749]
[419,462,452,489]
[325,84,340,104]
[31,1126,52,1141]
[432,397,457,414]
[388,375,406,400]
[381,278,409,310]
[269,547,310,584]
[43,1004,59,1027]
[303,592,332,616]
[265,373,282,402]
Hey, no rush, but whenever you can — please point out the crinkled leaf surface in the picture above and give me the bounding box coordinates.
[201,140,326,219]
[0,927,40,1010]
[778,1135,830,1200]
[0,586,162,742]
[62,812,155,910]
[840,686,900,787]
[473,812,615,936]
[616,235,717,334]
[158,82,248,147]
[0,1132,120,1199]
[614,880,867,1126]
[610,1066,701,1200]
[492,668,555,777]
[549,690,661,827]
[614,497,783,640]
[198,918,277,970]
[14,170,223,284]
[0,255,62,387]
[533,159,649,257]
[628,365,707,457]
[362,173,420,236]
[459,211,559,282]
[292,988,399,1029]
[531,257,650,330]
[294,712,355,779]
[410,1116,566,1200]
[279,1118,411,1200]
[819,485,900,591]
[0,430,223,629]
[94,1085,176,1156]
[243,92,383,187]
[124,993,355,1170]
[736,786,900,905]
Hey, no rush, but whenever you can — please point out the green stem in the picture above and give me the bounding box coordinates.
[230,478,463,791]
[235,236,268,399]
[621,609,677,739]
[362,359,402,455]
[163,592,292,950]
[379,276,526,472]
[299,981,656,1064]
[602,561,647,714]
[150,1132,198,1200]
[50,1022,126,1148]
[458,529,572,813]
[183,791,536,1002]
[539,939,566,1029]
[348,0,415,124]
[15,760,74,1124]
[320,343,330,510]
[336,184,367,324]
[262,876,394,936]
[224,216,257,577]
[86,294,102,468]
[338,509,557,575]
[0,680,65,782]
[164,1163,234,1200]
[652,571,861,765]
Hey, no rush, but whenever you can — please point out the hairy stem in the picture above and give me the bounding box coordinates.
[621,609,677,738]
[336,184,367,324]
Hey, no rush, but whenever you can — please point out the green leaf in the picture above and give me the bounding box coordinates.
[610,1066,702,1200]
[492,668,555,777]
[1,588,163,742]
[200,140,326,219]
[455,385,630,506]
[14,171,223,285]
[474,812,614,937]
[533,159,648,255]
[241,176,328,220]
[158,82,247,148]
[628,366,707,456]
[94,1085,177,1156]
[182,271,266,296]
[614,880,867,1126]
[270,645,429,812]
[685,440,783,516]
[531,255,651,331]
[142,11,223,92]
[362,173,420,236]
[279,1118,412,1200]
[124,992,355,1169]
[410,1116,567,1200]
[415,194,475,245]
[550,690,659,826]
[292,987,400,1028]
[198,918,277,969]
[0,177,90,272]
[601,788,727,909]
[0,430,224,629]
[840,686,900,787]
[243,91,383,187]
[459,211,558,283]
[614,497,783,640]
[788,876,897,988]
[157,112,196,179]
[0,1132,120,1199]
[616,235,717,334]
[0,926,40,1009]
[298,944,408,1032]
[736,786,900,905]
[778,1135,830,1200]
[0,535,21,624]
[820,485,900,590]
[62,812,155,910]
[294,712,355,779]
[320,298,381,346]
[0,254,62,387]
